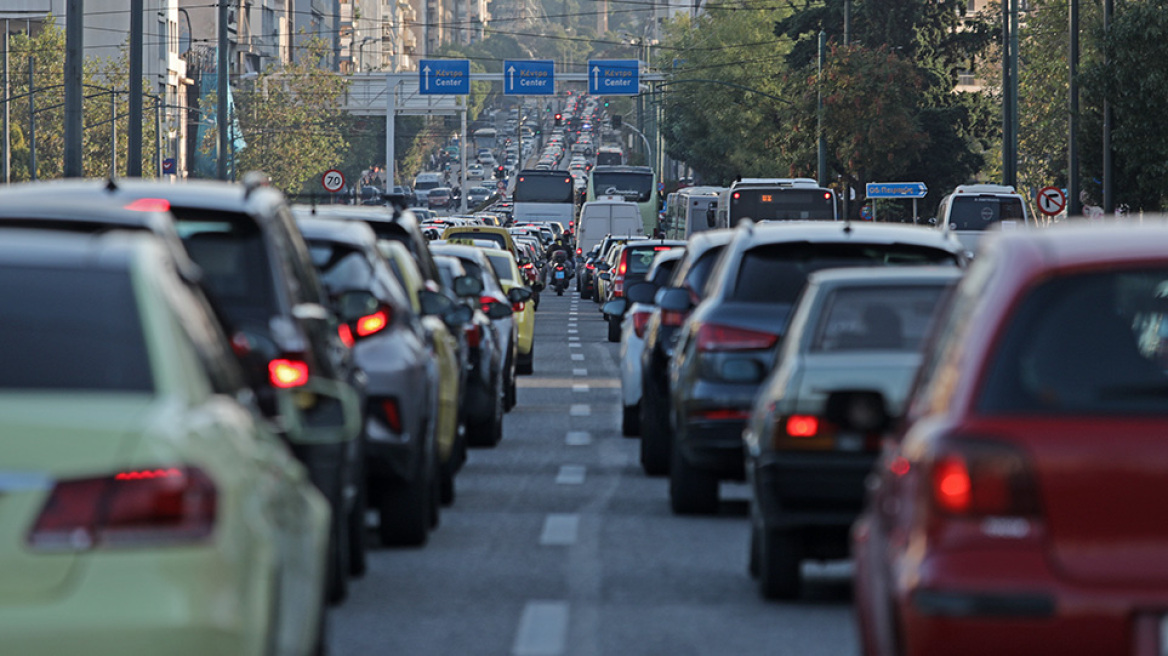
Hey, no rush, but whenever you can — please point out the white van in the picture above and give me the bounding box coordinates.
[662,186,725,240]
[577,198,644,254]
[935,183,1030,255]
[413,172,444,204]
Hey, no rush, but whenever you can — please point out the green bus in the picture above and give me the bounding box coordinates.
[586,165,658,236]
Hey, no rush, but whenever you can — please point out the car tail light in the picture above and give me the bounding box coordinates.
[123,198,171,212]
[356,308,391,337]
[690,408,752,421]
[661,309,686,327]
[695,324,778,352]
[786,415,819,437]
[269,358,309,388]
[479,295,496,314]
[465,323,482,348]
[28,467,216,550]
[381,398,402,433]
[632,311,652,338]
[586,263,595,270]
[577,248,582,255]
[512,301,526,312]
[337,323,355,348]
[929,440,1041,517]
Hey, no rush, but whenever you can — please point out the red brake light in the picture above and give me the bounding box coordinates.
[124,198,171,212]
[29,467,216,550]
[933,455,972,514]
[338,323,355,348]
[356,309,390,337]
[465,323,482,348]
[661,309,686,327]
[632,311,651,338]
[269,359,309,388]
[577,248,583,255]
[695,324,778,352]
[654,246,672,251]
[512,301,526,312]
[785,415,819,438]
[693,408,752,421]
[823,192,832,199]
[929,441,1040,517]
[381,399,402,433]
[732,192,741,200]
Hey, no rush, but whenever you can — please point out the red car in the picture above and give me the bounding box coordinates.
[846,223,1168,656]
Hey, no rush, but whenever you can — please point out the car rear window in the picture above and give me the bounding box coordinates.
[624,246,676,276]
[486,253,519,283]
[0,266,153,391]
[448,230,508,250]
[731,242,957,303]
[307,240,372,292]
[949,195,1026,231]
[810,284,953,353]
[979,269,1168,415]
[684,245,727,296]
[174,212,279,326]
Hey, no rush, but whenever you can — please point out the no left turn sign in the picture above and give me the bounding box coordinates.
[322,169,345,193]
[1037,186,1066,216]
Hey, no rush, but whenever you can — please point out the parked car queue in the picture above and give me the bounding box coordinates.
[595,211,1168,655]
[0,174,544,655]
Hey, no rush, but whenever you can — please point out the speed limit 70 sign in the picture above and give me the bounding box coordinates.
[321,169,345,193]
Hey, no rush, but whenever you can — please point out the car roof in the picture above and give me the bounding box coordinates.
[807,265,964,287]
[0,227,151,269]
[0,177,287,217]
[294,215,380,247]
[741,221,963,253]
[991,220,1168,269]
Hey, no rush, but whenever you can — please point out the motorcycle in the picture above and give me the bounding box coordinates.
[551,264,568,295]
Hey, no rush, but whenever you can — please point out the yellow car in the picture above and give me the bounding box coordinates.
[480,247,539,375]
[442,225,517,256]
[378,240,467,505]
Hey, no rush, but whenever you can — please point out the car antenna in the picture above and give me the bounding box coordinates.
[104,177,118,193]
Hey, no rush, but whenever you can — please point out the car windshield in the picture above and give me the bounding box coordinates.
[730,242,958,303]
[0,266,153,391]
[949,195,1026,231]
[979,269,1168,415]
[592,172,653,202]
[810,284,952,353]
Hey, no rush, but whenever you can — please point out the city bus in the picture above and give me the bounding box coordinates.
[512,170,577,229]
[473,127,498,154]
[595,146,624,167]
[714,178,837,226]
[586,165,657,236]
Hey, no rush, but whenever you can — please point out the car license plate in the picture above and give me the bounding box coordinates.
[836,432,863,452]
[555,271,565,279]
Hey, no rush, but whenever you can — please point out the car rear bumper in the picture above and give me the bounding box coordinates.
[752,451,874,526]
[675,417,747,479]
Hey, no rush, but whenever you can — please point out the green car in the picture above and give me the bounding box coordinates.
[0,229,332,655]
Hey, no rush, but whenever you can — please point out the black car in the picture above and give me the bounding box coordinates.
[0,177,367,604]
[598,239,685,341]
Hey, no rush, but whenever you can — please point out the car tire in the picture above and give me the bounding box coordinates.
[607,316,621,343]
[579,285,588,299]
[758,526,803,600]
[347,474,368,578]
[639,391,670,476]
[325,510,349,605]
[669,441,719,515]
[505,369,517,411]
[376,464,430,547]
[432,460,445,522]
[517,349,534,375]
[621,402,640,437]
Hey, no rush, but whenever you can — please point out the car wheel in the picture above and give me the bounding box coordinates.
[669,441,719,515]
[517,349,534,375]
[579,285,588,299]
[621,402,640,437]
[607,316,621,343]
[468,379,505,447]
[347,474,368,578]
[430,459,442,527]
[505,368,517,411]
[376,465,430,547]
[439,463,455,506]
[639,391,670,476]
[326,509,349,604]
[758,527,803,600]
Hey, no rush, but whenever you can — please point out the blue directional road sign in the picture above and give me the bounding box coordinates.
[865,182,928,199]
[589,59,640,96]
[419,59,470,95]
[504,60,555,96]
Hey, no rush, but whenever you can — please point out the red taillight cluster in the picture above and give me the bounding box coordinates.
[338,323,355,348]
[465,323,482,348]
[785,415,819,438]
[929,441,1041,517]
[695,324,778,352]
[381,398,403,434]
[661,309,686,327]
[268,358,309,388]
[632,311,652,338]
[29,467,216,550]
[356,309,390,337]
[512,301,526,312]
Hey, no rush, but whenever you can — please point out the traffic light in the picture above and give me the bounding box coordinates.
[495,165,506,180]
[604,100,610,108]
[554,113,563,127]
[612,115,622,129]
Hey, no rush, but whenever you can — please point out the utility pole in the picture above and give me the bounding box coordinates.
[110,93,118,176]
[28,53,36,181]
[128,0,143,176]
[817,30,827,186]
[1068,0,1081,216]
[1001,0,1015,187]
[217,0,229,180]
[1102,0,1113,213]
[3,20,9,184]
[64,0,84,178]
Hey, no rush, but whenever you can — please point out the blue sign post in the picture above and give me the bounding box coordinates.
[864,182,928,199]
[504,60,555,96]
[588,60,640,96]
[419,59,470,95]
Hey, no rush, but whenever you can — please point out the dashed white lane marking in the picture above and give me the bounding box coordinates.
[539,514,580,546]
[572,384,590,393]
[565,431,592,446]
[568,329,578,334]
[512,600,570,656]
[569,336,580,342]
[570,354,585,361]
[569,404,591,416]
[569,343,582,348]
[556,465,587,485]
[572,368,588,376]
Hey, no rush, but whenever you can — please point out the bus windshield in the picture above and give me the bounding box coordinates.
[729,188,835,222]
[514,173,574,203]
[592,172,653,203]
[596,150,623,166]
[948,196,1026,231]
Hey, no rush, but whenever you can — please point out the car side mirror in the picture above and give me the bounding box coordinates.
[333,290,379,322]
[625,281,656,305]
[419,289,455,317]
[823,390,892,434]
[601,298,627,317]
[444,303,474,329]
[507,287,533,304]
[485,300,513,320]
[532,281,545,292]
[656,287,692,313]
[453,275,484,298]
[598,272,611,281]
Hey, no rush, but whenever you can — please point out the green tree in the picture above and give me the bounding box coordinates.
[234,38,349,195]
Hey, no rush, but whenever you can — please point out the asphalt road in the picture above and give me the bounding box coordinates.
[328,288,857,655]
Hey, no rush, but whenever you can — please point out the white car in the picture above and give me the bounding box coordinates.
[466,163,485,179]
